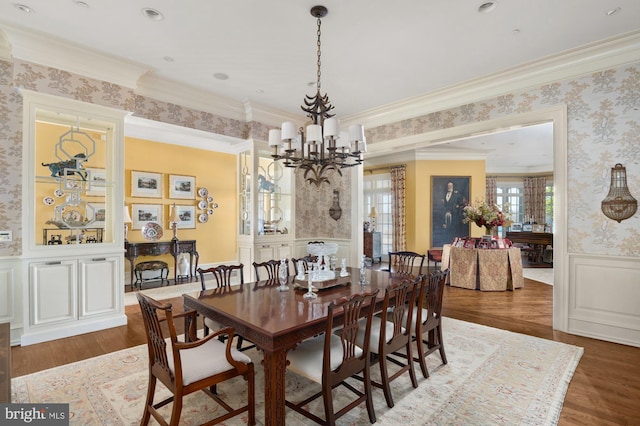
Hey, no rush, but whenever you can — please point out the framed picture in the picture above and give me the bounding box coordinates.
[175,205,196,229]
[88,203,106,228]
[532,224,545,233]
[85,167,107,196]
[523,224,533,232]
[510,223,523,232]
[169,174,196,199]
[131,171,162,198]
[132,204,163,230]
[431,176,470,248]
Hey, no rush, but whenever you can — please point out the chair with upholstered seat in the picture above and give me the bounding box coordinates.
[285,290,380,425]
[197,264,252,350]
[136,292,255,426]
[291,255,319,276]
[252,259,289,281]
[354,275,421,408]
[388,251,426,276]
[406,269,449,378]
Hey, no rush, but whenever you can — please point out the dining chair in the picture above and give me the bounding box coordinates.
[405,269,449,378]
[136,292,256,426]
[388,251,426,275]
[291,255,318,276]
[197,264,253,350]
[354,275,421,408]
[285,290,380,425]
[252,259,289,281]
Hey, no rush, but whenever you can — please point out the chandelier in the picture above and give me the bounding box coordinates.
[268,5,365,187]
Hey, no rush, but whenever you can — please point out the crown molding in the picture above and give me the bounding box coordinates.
[124,115,246,154]
[135,73,247,121]
[1,24,149,89]
[345,30,640,129]
[243,99,305,127]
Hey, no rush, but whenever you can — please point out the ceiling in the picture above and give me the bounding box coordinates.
[1,0,638,173]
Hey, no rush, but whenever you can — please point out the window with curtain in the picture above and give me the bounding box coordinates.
[364,173,392,260]
[496,182,525,226]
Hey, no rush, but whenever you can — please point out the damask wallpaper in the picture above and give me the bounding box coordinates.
[366,66,640,257]
[0,57,638,257]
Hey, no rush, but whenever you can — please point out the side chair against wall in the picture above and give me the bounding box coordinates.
[252,259,289,281]
[291,255,319,276]
[406,269,450,378]
[354,275,421,408]
[136,292,255,426]
[285,290,380,426]
[197,264,252,351]
[387,251,426,276]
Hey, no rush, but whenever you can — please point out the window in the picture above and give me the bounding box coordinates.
[364,173,392,259]
[545,181,554,232]
[496,182,524,228]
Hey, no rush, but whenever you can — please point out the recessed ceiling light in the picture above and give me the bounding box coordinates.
[478,2,497,13]
[141,8,164,21]
[163,56,174,62]
[256,89,264,94]
[512,28,521,35]
[13,3,34,13]
[213,73,229,80]
[606,7,621,16]
[72,0,90,8]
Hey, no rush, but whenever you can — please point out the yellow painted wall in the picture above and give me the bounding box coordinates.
[125,137,238,274]
[414,160,486,252]
[367,159,486,254]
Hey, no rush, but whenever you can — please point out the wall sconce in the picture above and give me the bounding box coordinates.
[123,205,132,242]
[601,163,637,223]
[169,203,181,240]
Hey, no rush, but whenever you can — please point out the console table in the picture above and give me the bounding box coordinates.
[125,240,199,286]
[506,232,553,263]
[364,231,382,264]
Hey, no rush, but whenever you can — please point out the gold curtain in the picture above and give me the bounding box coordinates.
[390,165,406,251]
[486,176,498,206]
[524,176,547,223]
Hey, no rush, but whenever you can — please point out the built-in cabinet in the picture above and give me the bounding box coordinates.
[237,141,295,281]
[15,91,128,345]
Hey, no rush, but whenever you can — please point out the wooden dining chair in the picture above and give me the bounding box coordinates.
[197,264,252,350]
[285,290,380,425]
[406,269,449,378]
[354,275,421,408]
[388,251,426,275]
[252,259,289,281]
[136,292,256,426]
[291,255,318,276]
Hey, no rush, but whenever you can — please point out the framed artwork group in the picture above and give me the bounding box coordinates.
[129,171,199,230]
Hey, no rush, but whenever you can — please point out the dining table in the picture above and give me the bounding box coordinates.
[182,267,412,426]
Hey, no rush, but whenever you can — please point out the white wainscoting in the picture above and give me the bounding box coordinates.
[568,254,640,348]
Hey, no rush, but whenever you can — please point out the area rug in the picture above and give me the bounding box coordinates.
[522,267,554,285]
[11,317,582,425]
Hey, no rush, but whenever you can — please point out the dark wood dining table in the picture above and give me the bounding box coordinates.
[182,267,411,426]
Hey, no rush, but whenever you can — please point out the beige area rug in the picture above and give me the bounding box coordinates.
[11,317,582,425]
[123,281,203,306]
[522,267,554,285]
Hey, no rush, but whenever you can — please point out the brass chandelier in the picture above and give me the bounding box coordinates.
[268,5,365,187]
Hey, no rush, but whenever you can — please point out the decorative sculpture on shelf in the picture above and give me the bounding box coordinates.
[41,153,88,180]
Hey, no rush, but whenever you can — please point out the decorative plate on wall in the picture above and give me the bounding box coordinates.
[198,187,209,197]
[198,213,209,223]
[141,222,164,241]
[43,196,55,205]
[198,200,208,210]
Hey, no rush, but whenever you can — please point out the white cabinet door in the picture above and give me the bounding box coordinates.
[256,244,276,263]
[276,243,292,261]
[79,256,119,318]
[30,260,77,326]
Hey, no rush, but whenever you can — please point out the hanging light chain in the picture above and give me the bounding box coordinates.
[316,16,322,92]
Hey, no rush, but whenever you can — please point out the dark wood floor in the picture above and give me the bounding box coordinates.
[11,271,640,425]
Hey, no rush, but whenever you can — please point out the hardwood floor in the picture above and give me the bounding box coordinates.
[10,275,640,424]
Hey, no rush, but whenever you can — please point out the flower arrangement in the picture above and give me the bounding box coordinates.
[462,199,506,230]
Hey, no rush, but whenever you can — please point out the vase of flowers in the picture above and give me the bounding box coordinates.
[462,200,506,236]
